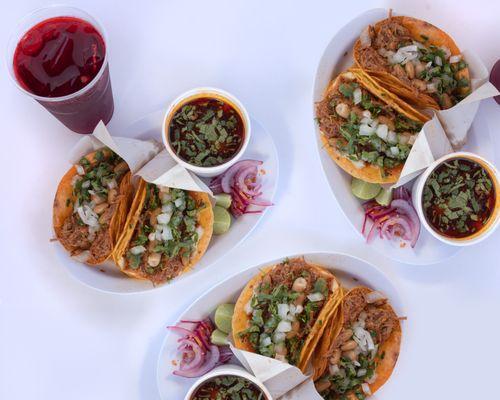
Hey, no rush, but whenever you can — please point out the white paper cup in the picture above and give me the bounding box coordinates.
[183,365,273,400]
[162,87,251,177]
[412,152,500,246]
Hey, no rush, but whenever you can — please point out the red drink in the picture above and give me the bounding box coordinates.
[9,8,113,133]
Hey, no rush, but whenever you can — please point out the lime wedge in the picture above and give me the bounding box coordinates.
[351,178,381,200]
[211,329,229,346]
[375,188,393,206]
[214,193,232,209]
[214,303,235,333]
[213,206,231,235]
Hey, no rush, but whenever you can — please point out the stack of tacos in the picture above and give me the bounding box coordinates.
[53,148,214,285]
[317,12,471,184]
[231,258,402,398]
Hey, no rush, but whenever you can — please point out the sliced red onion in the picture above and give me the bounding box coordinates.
[173,345,220,378]
[221,160,262,193]
[362,188,420,248]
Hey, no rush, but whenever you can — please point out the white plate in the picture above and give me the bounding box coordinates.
[313,9,497,265]
[53,111,279,294]
[156,252,405,399]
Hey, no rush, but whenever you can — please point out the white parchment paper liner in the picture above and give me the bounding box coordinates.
[135,150,212,195]
[69,122,212,195]
[392,51,499,187]
[69,121,161,173]
[230,345,322,399]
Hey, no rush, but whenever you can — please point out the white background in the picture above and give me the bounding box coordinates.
[1,1,499,399]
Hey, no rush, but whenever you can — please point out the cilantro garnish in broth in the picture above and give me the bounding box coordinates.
[423,158,496,238]
[169,97,245,167]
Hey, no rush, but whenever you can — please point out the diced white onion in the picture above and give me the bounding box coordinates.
[75,165,85,175]
[244,301,253,315]
[362,110,372,119]
[353,88,362,105]
[130,245,146,255]
[278,304,290,320]
[160,226,173,242]
[376,124,388,140]
[72,250,90,263]
[412,40,425,49]
[408,135,417,145]
[148,232,156,241]
[82,180,90,189]
[434,56,442,66]
[440,46,451,59]
[357,368,367,377]
[261,336,272,347]
[399,45,418,53]
[77,205,99,228]
[351,160,365,169]
[174,198,184,208]
[359,124,375,136]
[366,291,386,304]
[449,54,462,64]
[426,83,437,93]
[307,292,325,302]
[195,226,204,241]
[276,320,292,333]
[425,61,433,69]
[157,213,172,225]
[359,26,371,48]
[273,331,286,343]
[329,364,340,375]
[362,383,372,395]
[390,146,400,156]
[387,131,397,144]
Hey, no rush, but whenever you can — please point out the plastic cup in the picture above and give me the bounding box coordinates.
[6,5,114,134]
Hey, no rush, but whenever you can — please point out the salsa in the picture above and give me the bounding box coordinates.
[14,16,106,97]
[422,158,496,238]
[169,97,244,167]
[192,375,265,400]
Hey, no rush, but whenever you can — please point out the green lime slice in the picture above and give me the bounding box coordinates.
[375,188,393,206]
[351,178,381,200]
[213,206,231,235]
[214,193,232,209]
[210,329,229,346]
[214,303,235,333]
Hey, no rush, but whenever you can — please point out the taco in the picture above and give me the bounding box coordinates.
[316,69,427,184]
[354,14,471,110]
[53,148,132,265]
[232,258,343,372]
[313,287,401,399]
[112,179,213,285]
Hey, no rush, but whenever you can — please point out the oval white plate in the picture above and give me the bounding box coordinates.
[53,110,279,294]
[156,252,405,399]
[313,9,497,265]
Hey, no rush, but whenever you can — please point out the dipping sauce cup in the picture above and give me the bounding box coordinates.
[7,5,114,134]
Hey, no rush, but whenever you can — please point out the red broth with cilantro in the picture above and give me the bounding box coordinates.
[168,97,244,167]
[191,375,266,400]
[422,158,496,238]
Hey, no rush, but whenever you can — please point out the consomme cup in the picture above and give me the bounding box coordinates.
[183,365,272,400]
[163,87,251,178]
[412,152,500,246]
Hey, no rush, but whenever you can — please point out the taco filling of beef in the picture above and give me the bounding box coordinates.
[357,18,470,108]
[237,258,336,366]
[119,184,205,284]
[316,72,423,174]
[58,149,129,262]
[315,289,399,399]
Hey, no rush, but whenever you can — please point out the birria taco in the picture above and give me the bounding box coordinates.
[112,179,213,285]
[354,14,471,110]
[313,287,401,399]
[316,69,428,184]
[232,258,343,372]
[53,148,132,265]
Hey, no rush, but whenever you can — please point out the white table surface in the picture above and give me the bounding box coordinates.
[1,1,499,399]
